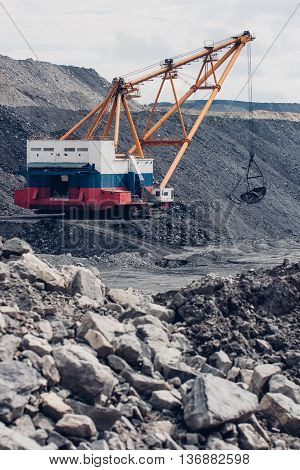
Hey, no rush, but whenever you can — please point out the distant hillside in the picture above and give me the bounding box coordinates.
[154,100,300,113]
[0,55,111,110]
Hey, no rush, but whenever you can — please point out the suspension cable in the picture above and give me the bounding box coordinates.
[247,43,255,160]
[120,33,243,79]
[227,42,266,204]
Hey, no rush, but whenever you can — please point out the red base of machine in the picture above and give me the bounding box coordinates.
[14,187,134,211]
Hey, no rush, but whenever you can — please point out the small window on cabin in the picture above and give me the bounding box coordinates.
[43,148,54,151]
[156,190,160,196]
[64,148,75,152]
[31,148,41,151]
[77,148,88,152]
[163,191,169,196]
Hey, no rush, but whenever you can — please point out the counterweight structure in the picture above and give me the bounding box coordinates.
[14,31,254,215]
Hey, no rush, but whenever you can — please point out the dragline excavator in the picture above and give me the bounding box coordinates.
[14,30,264,217]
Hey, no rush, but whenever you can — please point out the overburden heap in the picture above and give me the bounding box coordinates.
[0,237,299,450]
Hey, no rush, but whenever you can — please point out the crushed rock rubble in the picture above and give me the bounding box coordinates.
[0,236,299,450]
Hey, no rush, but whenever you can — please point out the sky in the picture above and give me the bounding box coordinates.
[0,0,299,104]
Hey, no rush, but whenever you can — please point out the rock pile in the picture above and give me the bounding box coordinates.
[0,237,299,450]
[0,54,111,110]
[158,263,300,383]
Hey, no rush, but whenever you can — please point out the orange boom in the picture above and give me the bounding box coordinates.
[15,31,255,216]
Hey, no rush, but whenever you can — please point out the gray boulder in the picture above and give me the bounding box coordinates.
[56,414,97,439]
[90,439,109,450]
[132,314,166,329]
[0,422,42,449]
[137,324,169,343]
[0,360,43,395]
[234,356,256,369]
[108,287,141,308]
[115,334,143,366]
[41,392,73,421]
[0,335,21,361]
[0,313,5,332]
[105,302,124,314]
[0,305,19,318]
[206,436,239,450]
[136,324,169,356]
[107,435,125,450]
[256,339,272,353]
[269,374,300,404]
[70,267,105,303]
[36,320,53,341]
[89,407,121,431]
[107,354,131,373]
[209,350,232,375]
[48,431,76,450]
[53,344,117,403]
[285,351,300,367]
[84,329,114,358]
[143,303,175,322]
[201,363,226,379]
[67,399,122,431]
[22,333,52,357]
[0,390,28,424]
[49,319,69,343]
[77,312,131,343]
[121,369,170,396]
[41,355,60,386]
[259,392,300,436]
[170,332,191,351]
[13,414,36,436]
[150,390,181,410]
[9,253,65,290]
[238,423,269,449]
[144,419,176,436]
[250,364,281,396]
[240,369,253,386]
[0,262,10,282]
[21,350,42,368]
[184,374,258,431]
[227,367,241,381]
[154,347,182,373]
[164,362,199,383]
[3,238,32,256]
